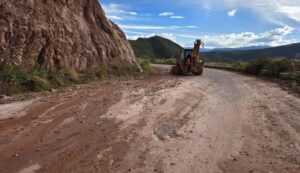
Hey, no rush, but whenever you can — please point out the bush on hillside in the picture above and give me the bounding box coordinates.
[139,59,155,74]
[29,75,51,91]
[0,65,29,85]
[244,57,270,75]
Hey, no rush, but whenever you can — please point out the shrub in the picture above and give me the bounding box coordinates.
[232,61,247,71]
[244,57,270,75]
[111,63,141,76]
[58,67,79,82]
[29,65,48,79]
[279,72,300,82]
[139,59,155,74]
[47,72,65,87]
[29,75,50,91]
[0,65,29,85]
[94,68,108,80]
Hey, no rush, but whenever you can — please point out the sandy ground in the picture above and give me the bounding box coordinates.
[0,66,299,173]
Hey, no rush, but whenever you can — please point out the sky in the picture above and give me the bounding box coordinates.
[100,0,300,48]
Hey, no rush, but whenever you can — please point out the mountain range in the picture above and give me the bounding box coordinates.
[129,36,300,62]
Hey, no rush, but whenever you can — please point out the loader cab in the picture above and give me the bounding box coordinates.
[179,49,193,61]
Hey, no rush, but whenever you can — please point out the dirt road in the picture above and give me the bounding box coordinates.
[0,66,299,173]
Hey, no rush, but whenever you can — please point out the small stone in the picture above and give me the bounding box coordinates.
[231,155,238,161]
[170,162,176,166]
[288,143,296,148]
[36,148,41,151]
[95,122,101,126]
[15,153,19,157]
[51,89,57,93]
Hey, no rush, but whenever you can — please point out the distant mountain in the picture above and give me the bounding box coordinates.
[202,43,300,62]
[129,36,300,62]
[129,36,183,59]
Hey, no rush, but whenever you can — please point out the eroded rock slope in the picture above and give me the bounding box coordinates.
[0,0,139,71]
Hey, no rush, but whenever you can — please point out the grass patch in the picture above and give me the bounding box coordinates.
[148,58,176,65]
[0,64,118,95]
[58,67,79,82]
[81,67,108,82]
[138,59,155,74]
[29,75,50,91]
[110,62,141,76]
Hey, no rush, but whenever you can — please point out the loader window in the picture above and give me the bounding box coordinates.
[180,51,185,60]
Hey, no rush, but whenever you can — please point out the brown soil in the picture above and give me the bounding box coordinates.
[0,67,299,173]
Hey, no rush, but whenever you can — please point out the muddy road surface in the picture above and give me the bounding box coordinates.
[0,66,299,173]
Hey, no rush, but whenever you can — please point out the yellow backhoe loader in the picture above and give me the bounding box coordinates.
[171,39,205,75]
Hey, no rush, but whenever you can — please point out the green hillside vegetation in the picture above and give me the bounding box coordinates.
[0,60,153,95]
[202,43,300,62]
[205,57,300,93]
[129,36,183,59]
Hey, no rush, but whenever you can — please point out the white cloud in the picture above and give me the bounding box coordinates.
[119,25,197,31]
[161,33,176,41]
[127,33,176,42]
[159,12,175,17]
[125,25,296,48]
[102,3,138,21]
[120,25,169,30]
[127,33,156,40]
[108,15,122,21]
[125,11,138,15]
[193,0,300,25]
[177,25,296,48]
[278,6,300,22]
[159,12,185,19]
[170,16,185,19]
[227,9,237,17]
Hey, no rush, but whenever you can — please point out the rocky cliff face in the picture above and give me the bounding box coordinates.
[0,0,140,71]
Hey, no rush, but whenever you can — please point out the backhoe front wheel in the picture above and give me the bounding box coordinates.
[171,65,182,75]
[194,66,203,76]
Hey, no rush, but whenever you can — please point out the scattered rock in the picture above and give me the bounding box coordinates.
[26,133,32,136]
[51,89,57,93]
[95,122,101,126]
[231,155,238,162]
[170,162,176,166]
[109,159,114,166]
[14,153,20,157]
[288,143,296,148]
[153,123,177,141]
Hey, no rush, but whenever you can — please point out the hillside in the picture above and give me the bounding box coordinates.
[129,36,183,59]
[202,43,300,62]
[0,0,139,71]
